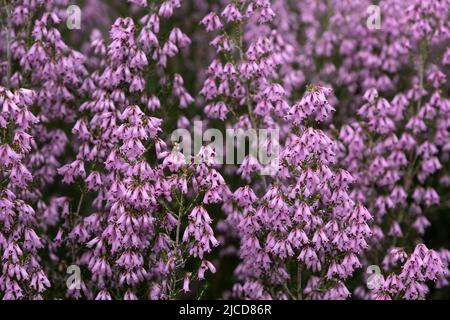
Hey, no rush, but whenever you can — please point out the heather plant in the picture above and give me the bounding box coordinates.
[56,0,227,300]
[229,86,373,300]
[0,0,449,301]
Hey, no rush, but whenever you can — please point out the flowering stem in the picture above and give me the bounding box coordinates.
[75,191,85,217]
[175,193,184,247]
[283,283,296,300]
[394,38,428,247]
[297,265,303,300]
[71,188,85,259]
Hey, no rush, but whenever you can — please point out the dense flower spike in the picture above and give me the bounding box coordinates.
[230,86,372,299]
[0,87,49,299]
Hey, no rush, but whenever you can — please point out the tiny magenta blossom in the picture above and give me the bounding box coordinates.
[0,0,449,301]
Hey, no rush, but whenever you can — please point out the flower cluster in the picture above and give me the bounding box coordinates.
[0,87,49,299]
[230,86,372,299]
[369,244,448,300]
